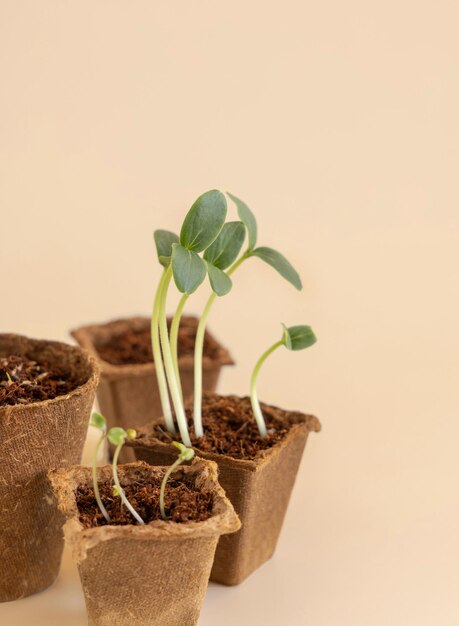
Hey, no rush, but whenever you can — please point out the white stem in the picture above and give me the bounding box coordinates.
[159,457,183,520]
[112,444,145,525]
[250,340,283,437]
[159,268,192,447]
[92,434,110,522]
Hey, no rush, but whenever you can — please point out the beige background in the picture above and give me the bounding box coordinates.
[1,1,458,625]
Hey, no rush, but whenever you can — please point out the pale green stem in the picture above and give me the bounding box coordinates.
[250,340,284,437]
[159,267,192,447]
[193,292,216,437]
[92,433,110,522]
[152,271,175,433]
[159,456,184,520]
[170,293,189,401]
[193,253,248,436]
[112,443,145,525]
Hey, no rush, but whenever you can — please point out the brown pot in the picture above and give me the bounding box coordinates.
[71,316,234,462]
[48,459,240,626]
[0,334,99,602]
[128,395,321,585]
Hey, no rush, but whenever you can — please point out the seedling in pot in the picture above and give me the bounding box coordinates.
[192,192,304,436]
[107,426,145,525]
[152,189,305,442]
[250,325,317,437]
[159,442,195,520]
[89,412,111,522]
[152,190,228,447]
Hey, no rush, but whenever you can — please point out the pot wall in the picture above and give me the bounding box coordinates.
[130,401,320,585]
[0,334,99,601]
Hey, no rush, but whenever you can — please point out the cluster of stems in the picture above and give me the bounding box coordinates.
[90,413,145,525]
[151,189,308,444]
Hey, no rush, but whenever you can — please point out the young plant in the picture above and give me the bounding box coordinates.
[192,192,304,436]
[89,412,111,523]
[159,442,195,520]
[250,325,317,437]
[152,190,228,446]
[107,426,145,525]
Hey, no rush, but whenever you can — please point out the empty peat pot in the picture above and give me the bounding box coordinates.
[0,333,99,601]
[128,394,321,585]
[48,459,240,626]
[71,316,233,461]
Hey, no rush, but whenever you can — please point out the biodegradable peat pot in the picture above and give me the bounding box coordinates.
[128,394,321,585]
[49,459,240,626]
[71,316,233,461]
[0,334,99,602]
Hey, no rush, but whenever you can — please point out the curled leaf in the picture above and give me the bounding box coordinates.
[251,246,302,290]
[227,192,257,251]
[282,325,317,351]
[107,427,127,446]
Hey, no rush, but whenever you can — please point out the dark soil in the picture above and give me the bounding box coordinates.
[95,317,219,365]
[0,355,80,407]
[153,395,293,460]
[77,473,213,528]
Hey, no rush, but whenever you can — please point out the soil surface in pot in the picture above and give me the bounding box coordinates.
[0,355,80,407]
[95,317,219,365]
[77,473,213,527]
[152,395,293,461]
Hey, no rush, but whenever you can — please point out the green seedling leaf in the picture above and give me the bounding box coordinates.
[227,192,257,251]
[112,485,120,496]
[90,412,106,431]
[180,190,227,252]
[282,325,317,351]
[172,441,195,461]
[204,221,246,269]
[154,230,179,267]
[126,429,137,440]
[251,246,302,290]
[107,427,127,446]
[171,244,207,294]
[206,262,233,296]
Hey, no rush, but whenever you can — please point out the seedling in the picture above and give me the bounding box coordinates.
[89,412,111,522]
[152,190,228,446]
[192,192,304,436]
[107,426,145,525]
[159,442,195,520]
[250,325,317,437]
[152,190,305,442]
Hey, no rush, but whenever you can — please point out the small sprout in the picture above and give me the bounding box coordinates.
[108,427,145,525]
[5,371,13,385]
[112,485,120,497]
[90,412,110,523]
[90,412,106,432]
[160,443,196,520]
[250,325,317,437]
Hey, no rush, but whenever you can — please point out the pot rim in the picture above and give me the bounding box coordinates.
[71,315,234,379]
[128,393,321,472]
[0,333,100,416]
[48,459,241,562]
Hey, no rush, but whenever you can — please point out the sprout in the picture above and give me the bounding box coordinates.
[159,442,195,520]
[192,192,303,436]
[89,412,111,523]
[5,371,13,385]
[152,190,227,446]
[107,427,145,525]
[250,325,317,437]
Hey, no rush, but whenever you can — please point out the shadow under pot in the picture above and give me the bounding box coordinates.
[128,393,321,586]
[71,316,234,462]
[0,333,99,602]
[48,459,240,626]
